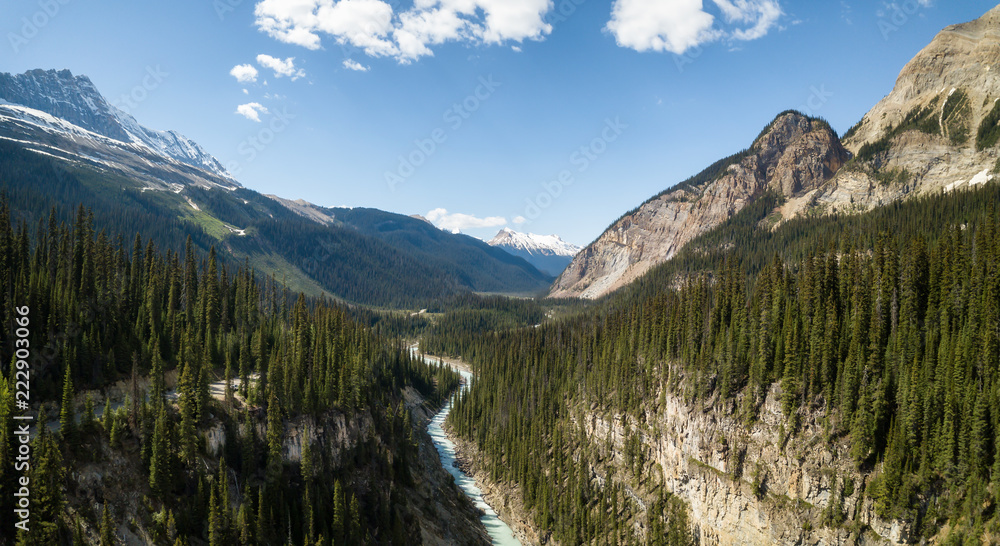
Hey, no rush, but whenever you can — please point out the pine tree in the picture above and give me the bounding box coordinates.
[208,479,222,546]
[349,493,363,545]
[109,408,123,446]
[266,392,284,482]
[151,346,166,406]
[0,367,15,527]
[149,404,171,496]
[101,396,113,435]
[59,364,76,443]
[331,480,345,545]
[301,425,315,543]
[21,426,64,544]
[82,394,96,433]
[100,504,114,545]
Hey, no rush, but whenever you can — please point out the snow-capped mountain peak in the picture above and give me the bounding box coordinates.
[0,69,233,180]
[488,228,580,257]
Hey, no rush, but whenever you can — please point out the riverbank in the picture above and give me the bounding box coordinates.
[416,350,474,375]
[418,348,529,545]
[425,348,541,545]
[405,385,493,545]
[447,428,549,546]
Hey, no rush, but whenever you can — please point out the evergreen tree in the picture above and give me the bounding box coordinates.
[149,404,171,496]
[266,392,283,482]
[59,364,76,443]
[100,504,114,545]
[29,426,64,544]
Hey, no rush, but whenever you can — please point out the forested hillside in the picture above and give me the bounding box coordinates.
[0,201,479,545]
[0,139,549,309]
[443,182,1000,544]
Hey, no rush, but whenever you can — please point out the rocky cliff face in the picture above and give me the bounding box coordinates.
[812,3,1000,213]
[200,388,490,545]
[550,5,1000,301]
[576,384,905,545]
[549,112,848,299]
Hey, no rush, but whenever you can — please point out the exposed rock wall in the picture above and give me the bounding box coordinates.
[550,5,1000,302]
[549,113,848,299]
[579,384,911,545]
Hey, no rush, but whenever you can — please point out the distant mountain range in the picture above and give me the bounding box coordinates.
[0,69,553,307]
[487,228,580,276]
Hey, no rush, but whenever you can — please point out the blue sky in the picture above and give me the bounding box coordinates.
[2,0,997,246]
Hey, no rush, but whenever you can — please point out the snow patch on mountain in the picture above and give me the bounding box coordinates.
[487,228,580,277]
[0,69,234,181]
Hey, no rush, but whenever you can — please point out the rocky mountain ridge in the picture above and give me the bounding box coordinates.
[813,3,1000,214]
[550,112,849,299]
[0,69,233,179]
[488,228,581,276]
[550,4,1000,300]
[0,69,555,306]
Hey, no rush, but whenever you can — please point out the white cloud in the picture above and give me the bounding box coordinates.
[605,0,783,55]
[316,0,398,57]
[714,0,782,41]
[467,0,553,44]
[253,0,553,63]
[343,59,370,71]
[254,0,326,49]
[235,102,269,122]
[426,208,507,233]
[513,216,526,224]
[243,88,250,94]
[230,64,259,83]
[606,0,719,54]
[256,54,307,80]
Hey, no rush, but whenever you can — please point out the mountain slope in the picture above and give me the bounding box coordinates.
[0,69,232,178]
[550,111,849,299]
[551,4,1000,301]
[0,70,553,307]
[265,198,554,295]
[487,228,580,276]
[812,3,1000,212]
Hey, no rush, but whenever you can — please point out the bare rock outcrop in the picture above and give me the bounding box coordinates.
[813,3,1000,212]
[550,5,1000,301]
[579,384,905,545]
[549,112,848,299]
